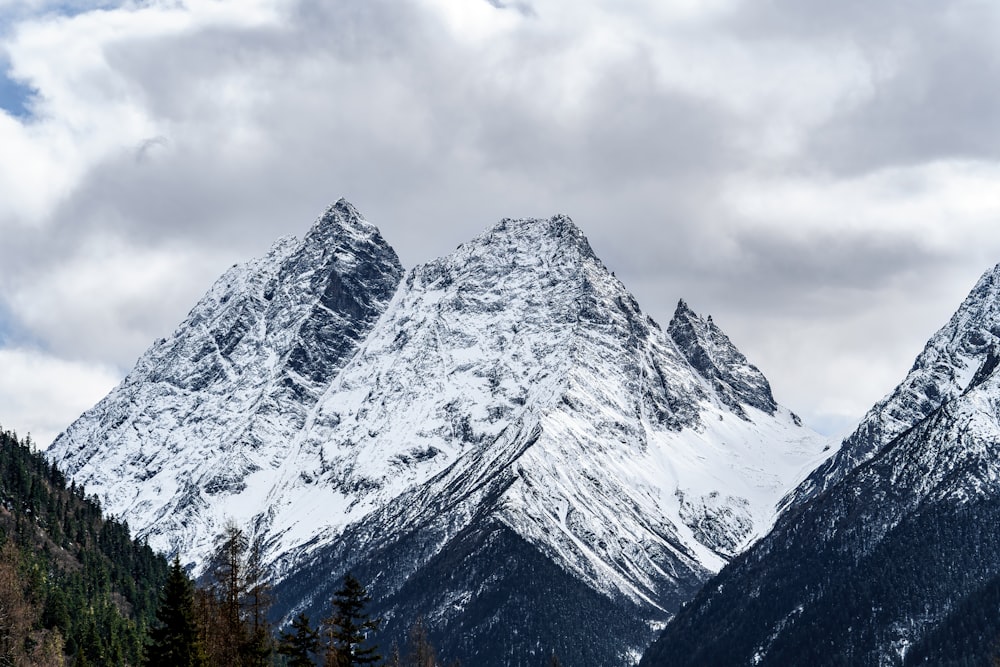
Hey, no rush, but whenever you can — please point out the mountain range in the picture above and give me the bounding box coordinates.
[47,200,828,665]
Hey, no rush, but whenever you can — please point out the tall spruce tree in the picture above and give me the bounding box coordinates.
[243,538,274,666]
[278,613,321,667]
[145,557,206,667]
[323,574,381,666]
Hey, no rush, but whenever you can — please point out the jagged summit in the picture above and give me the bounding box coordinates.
[308,198,380,240]
[48,200,404,559]
[419,213,601,289]
[668,299,778,418]
[482,213,597,256]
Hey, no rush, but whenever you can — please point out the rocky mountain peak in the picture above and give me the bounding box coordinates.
[298,198,396,267]
[476,214,598,262]
[47,201,404,560]
[402,214,609,325]
[667,299,778,418]
[642,261,1000,667]
[311,197,373,234]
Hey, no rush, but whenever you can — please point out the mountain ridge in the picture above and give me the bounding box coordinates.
[48,199,404,561]
[787,262,1000,509]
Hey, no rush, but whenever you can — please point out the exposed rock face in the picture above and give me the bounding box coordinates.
[48,204,827,666]
[668,299,778,418]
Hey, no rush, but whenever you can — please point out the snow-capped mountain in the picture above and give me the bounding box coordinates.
[48,199,404,560]
[48,203,827,665]
[641,263,1000,667]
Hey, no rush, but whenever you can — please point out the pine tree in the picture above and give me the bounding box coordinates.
[144,556,206,667]
[323,574,381,666]
[278,613,321,667]
[203,521,249,665]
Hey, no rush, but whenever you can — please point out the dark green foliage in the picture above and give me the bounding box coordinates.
[324,573,381,666]
[0,426,170,664]
[278,613,321,667]
[145,557,206,666]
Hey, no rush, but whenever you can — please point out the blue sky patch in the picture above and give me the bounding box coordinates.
[0,69,35,119]
[0,0,126,120]
[0,302,35,349]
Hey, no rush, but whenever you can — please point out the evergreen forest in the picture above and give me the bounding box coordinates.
[0,426,169,665]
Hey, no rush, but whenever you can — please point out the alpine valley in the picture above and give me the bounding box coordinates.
[47,201,829,666]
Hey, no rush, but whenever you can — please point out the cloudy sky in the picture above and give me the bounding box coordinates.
[2,0,1000,446]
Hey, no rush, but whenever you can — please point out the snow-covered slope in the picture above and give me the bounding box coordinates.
[48,204,827,665]
[254,217,826,591]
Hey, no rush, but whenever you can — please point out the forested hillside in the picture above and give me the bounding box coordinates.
[0,426,169,665]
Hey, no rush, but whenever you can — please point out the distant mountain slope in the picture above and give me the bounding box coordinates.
[787,264,1000,508]
[641,264,1000,667]
[48,204,827,666]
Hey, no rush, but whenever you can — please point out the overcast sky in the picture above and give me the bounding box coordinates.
[2,0,1000,446]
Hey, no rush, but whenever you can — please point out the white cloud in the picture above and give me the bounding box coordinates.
[0,346,119,448]
[723,160,1000,257]
[1,0,1000,441]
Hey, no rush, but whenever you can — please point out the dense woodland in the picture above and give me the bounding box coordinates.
[0,426,169,665]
